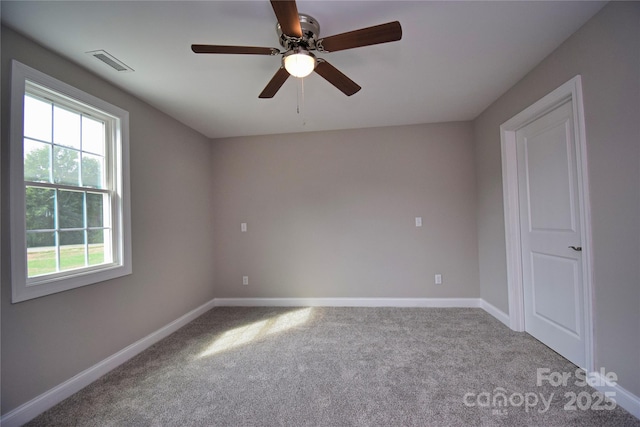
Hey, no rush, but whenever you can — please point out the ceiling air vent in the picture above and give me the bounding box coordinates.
[86,50,134,72]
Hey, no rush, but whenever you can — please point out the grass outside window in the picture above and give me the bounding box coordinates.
[27,245,106,277]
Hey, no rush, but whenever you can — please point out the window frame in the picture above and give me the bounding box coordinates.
[10,60,132,303]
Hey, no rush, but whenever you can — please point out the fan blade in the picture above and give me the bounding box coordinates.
[314,60,361,96]
[192,44,279,55]
[318,21,402,53]
[259,67,290,98]
[270,0,302,38]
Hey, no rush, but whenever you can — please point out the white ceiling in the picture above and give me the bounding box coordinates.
[2,1,606,139]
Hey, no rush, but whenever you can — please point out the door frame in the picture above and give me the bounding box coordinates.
[499,75,594,371]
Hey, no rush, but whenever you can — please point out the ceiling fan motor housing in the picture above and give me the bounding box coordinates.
[277,14,320,51]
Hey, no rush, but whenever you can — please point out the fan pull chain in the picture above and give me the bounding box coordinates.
[296,78,300,114]
[301,77,306,126]
[296,77,306,126]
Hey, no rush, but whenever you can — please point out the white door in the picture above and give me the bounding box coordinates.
[516,100,586,368]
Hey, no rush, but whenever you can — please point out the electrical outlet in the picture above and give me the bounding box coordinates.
[435,274,442,285]
[415,217,422,227]
[241,223,247,232]
[242,276,249,285]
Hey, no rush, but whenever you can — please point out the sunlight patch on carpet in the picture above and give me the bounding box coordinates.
[199,307,313,357]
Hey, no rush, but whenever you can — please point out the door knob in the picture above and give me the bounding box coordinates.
[568,246,582,252]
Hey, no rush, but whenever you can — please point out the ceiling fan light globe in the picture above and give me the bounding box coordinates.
[284,51,316,78]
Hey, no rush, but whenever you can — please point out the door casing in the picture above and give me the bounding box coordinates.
[499,75,594,371]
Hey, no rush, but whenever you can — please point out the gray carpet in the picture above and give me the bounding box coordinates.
[28,307,639,426]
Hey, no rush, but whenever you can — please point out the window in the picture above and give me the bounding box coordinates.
[10,60,131,302]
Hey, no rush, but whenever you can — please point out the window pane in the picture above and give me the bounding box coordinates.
[24,95,52,142]
[26,187,55,230]
[86,193,104,227]
[26,230,55,248]
[58,190,84,229]
[88,229,105,244]
[82,116,105,155]
[53,105,81,149]
[82,153,104,189]
[59,230,86,271]
[27,232,56,277]
[88,229,107,266]
[24,139,52,183]
[59,229,84,245]
[53,146,80,185]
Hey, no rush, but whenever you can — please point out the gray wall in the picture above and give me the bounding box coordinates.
[474,2,640,396]
[211,123,479,299]
[1,27,216,413]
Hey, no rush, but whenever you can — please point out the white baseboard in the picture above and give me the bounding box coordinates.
[0,298,217,427]
[479,299,511,327]
[214,297,482,308]
[591,370,640,419]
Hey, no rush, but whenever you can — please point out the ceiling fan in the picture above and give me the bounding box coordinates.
[191,0,402,98]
